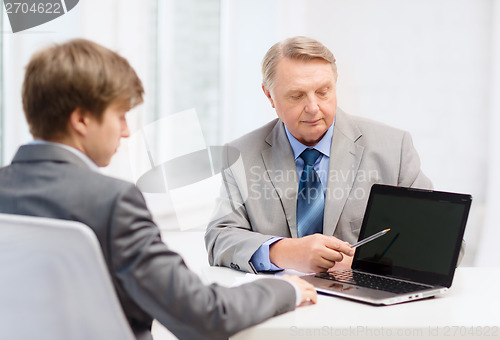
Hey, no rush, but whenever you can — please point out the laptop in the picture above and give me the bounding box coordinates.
[302,184,472,305]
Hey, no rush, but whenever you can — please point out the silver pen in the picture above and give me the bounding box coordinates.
[351,228,391,248]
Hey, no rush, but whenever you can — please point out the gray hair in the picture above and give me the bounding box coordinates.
[261,36,337,91]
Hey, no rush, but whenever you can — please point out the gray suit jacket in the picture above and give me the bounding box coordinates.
[205,108,434,272]
[0,144,295,340]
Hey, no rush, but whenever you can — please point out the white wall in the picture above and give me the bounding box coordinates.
[476,0,500,267]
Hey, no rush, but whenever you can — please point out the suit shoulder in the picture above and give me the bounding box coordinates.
[73,166,138,195]
[345,113,406,135]
[338,111,408,144]
[228,119,279,149]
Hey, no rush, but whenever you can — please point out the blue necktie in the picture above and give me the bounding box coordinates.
[297,148,324,237]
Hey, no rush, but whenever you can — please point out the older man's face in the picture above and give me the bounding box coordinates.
[263,57,337,146]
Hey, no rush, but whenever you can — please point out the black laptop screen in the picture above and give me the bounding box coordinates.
[353,185,472,287]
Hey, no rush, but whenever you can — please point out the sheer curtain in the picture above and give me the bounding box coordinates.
[0,5,3,164]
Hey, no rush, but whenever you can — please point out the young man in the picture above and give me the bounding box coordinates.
[0,39,316,340]
[205,36,434,274]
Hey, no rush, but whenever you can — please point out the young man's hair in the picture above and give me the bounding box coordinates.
[22,38,144,140]
[261,36,337,92]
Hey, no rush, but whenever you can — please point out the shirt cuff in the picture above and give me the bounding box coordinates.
[249,237,285,272]
[232,274,302,307]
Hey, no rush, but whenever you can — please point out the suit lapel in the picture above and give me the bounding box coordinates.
[262,120,299,237]
[323,109,364,236]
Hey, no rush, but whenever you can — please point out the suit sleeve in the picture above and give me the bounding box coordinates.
[109,184,295,340]
[398,131,433,189]
[205,144,277,273]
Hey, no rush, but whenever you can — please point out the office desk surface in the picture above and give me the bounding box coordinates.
[155,231,500,340]
[230,267,500,339]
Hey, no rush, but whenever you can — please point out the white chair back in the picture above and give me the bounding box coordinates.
[0,213,135,340]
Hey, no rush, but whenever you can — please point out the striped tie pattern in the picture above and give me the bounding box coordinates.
[297,148,324,237]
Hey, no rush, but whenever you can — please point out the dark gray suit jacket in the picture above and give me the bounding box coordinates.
[0,144,295,340]
[205,108,435,272]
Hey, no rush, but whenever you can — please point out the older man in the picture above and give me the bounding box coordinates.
[205,36,432,274]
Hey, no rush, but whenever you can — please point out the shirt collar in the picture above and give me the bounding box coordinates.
[29,140,99,171]
[284,120,335,160]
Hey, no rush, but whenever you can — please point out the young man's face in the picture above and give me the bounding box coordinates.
[263,57,337,146]
[83,102,130,167]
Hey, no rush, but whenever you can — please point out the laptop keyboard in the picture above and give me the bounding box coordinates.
[315,270,431,294]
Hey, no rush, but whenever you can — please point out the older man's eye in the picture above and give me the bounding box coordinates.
[290,94,303,100]
[316,87,330,97]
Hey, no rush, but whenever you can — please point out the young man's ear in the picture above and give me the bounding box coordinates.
[262,84,275,108]
[68,108,90,136]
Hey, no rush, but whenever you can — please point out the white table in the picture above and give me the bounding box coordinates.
[155,231,500,340]
[231,267,500,339]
